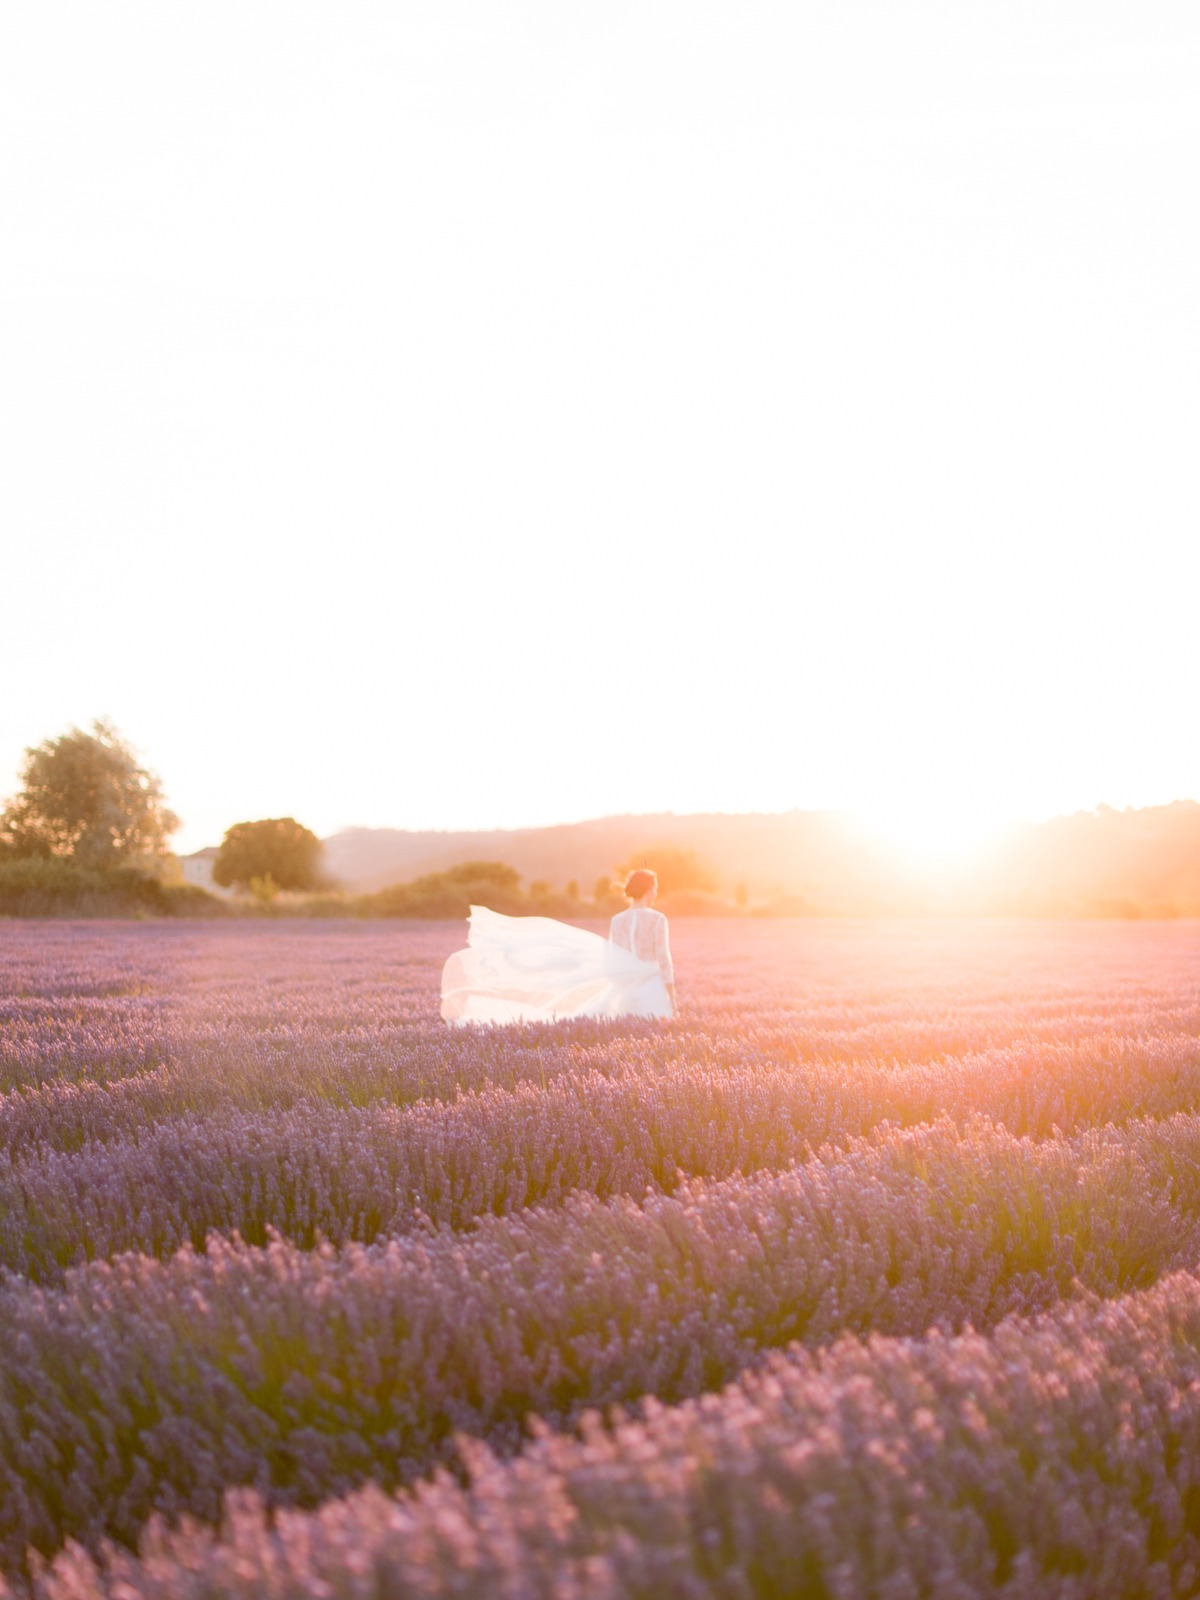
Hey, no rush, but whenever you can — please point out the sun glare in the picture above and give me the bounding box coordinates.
[852,803,1006,870]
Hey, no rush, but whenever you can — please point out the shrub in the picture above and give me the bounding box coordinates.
[356,862,526,918]
[0,859,222,919]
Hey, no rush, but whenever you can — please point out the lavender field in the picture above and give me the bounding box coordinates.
[2,918,1200,1598]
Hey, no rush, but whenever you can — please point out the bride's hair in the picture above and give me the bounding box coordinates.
[619,868,658,902]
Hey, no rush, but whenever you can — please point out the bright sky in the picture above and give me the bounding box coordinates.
[2,3,1197,856]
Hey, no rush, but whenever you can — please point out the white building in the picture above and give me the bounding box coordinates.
[178,847,234,894]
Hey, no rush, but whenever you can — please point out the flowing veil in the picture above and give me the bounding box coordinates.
[441,905,671,1024]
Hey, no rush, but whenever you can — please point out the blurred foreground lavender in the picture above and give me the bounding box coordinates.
[1,917,1199,1596]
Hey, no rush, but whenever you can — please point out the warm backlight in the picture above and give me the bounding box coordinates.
[852,802,1007,870]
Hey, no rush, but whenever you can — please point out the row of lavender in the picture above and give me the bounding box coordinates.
[4,920,1197,1097]
[4,1110,1200,1575]
[21,1264,1200,1600]
[6,1032,1200,1283]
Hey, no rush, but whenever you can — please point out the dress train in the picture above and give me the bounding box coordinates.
[441,905,672,1025]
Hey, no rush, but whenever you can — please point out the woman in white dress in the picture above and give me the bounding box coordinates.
[440,868,676,1025]
[607,868,677,1012]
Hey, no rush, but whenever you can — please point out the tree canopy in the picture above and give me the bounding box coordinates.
[615,845,715,898]
[0,720,178,868]
[213,817,326,892]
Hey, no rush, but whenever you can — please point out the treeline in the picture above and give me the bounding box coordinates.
[0,856,730,921]
[0,721,744,916]
[289,861,580,921]
[5,719,1199,919]
[321,855,740,920]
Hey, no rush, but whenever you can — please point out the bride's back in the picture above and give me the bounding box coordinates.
[610,904,665,965]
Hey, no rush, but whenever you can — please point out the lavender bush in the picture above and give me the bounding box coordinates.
[0,917,1198,1594]
[4,1112,1200,1571]
[26,1265,1200,1600]
[4,1039,1200,1282]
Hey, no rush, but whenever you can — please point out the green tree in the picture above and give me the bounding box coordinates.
[213,817,325,892]
[615,846,716,898]
[0,720,178,868]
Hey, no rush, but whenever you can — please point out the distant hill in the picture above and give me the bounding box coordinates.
[966,801,1200,917]
[320,802,1200,916]
[322,811,893,903]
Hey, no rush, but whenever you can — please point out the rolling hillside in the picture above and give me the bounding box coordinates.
[320,802,1200,915]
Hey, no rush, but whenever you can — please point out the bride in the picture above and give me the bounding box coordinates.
[440,868,676,1025]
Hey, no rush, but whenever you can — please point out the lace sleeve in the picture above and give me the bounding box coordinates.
[655,915,674,984]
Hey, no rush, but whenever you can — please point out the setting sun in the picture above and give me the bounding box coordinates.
[851,802,1011,869]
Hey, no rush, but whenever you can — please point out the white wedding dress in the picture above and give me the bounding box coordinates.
[441,904,674,1025]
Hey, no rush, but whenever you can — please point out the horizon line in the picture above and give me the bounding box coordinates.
[177,797,1200,856]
